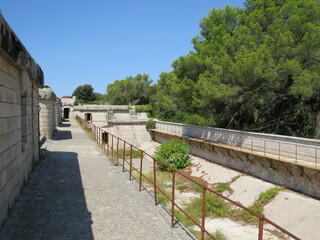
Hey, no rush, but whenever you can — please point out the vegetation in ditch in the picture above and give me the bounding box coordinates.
[174,192,231,229]
[237,186,285,224]
[154,139,191,171]
[190,229,228,240]
[214,183,232,195]
[119,148,142,158]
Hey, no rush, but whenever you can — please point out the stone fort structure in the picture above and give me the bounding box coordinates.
[39,86,61,139]
[0,13,44,225]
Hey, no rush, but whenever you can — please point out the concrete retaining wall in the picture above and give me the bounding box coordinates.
[154,131,320,199]
[155,121,320,165]
[102,124,152,148]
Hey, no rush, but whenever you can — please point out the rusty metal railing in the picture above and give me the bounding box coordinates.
[76,116,301,240]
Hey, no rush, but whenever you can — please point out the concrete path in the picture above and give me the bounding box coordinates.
[0,119,183,240]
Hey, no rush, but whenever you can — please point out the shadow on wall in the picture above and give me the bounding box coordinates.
[0,150,94,240]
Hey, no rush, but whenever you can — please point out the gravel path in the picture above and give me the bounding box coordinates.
[0,119,183,240]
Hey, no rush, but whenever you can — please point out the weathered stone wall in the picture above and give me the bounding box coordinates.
[0,13,44,226]
[39,87,56,139]
[55,98,62,127]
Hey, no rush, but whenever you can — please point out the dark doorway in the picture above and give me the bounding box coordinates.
[85,113,92,122]
[64,108,70,119]
[102,132,109,143]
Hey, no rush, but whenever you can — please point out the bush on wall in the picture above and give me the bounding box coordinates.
[146,119,156,130]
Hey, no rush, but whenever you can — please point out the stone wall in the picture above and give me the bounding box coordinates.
[55,98,62,127]
[0,13,44,226]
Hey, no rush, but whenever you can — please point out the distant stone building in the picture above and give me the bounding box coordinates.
[0,13,44,225]
[61,96,76,119]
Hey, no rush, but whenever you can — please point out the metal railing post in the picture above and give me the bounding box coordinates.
[129,145,133,180]
[153,158,157,205]
[201,187,207,240]
[111,135,114,158]
[116,138,119,164]
[258,216,264,240]
[171,170,176,227]
[139,150,143,192]
[123,142,126,171]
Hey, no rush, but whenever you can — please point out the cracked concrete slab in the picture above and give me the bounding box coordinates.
[264,191,320,240]
[229,176,275,207]
[187,156,240,184]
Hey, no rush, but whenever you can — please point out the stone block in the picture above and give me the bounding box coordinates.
[5,158,19,182]
[0,143,21,172]
[0,168,7,190]
[0,56,19,80]
[0,186,7,212]
[20,71,31,97]
[0,130,20,154]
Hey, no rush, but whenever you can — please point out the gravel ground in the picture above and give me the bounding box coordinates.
[0,119,188,240]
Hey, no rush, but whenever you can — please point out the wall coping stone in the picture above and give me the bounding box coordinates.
[0,13,44,87]
[155,120,320,146]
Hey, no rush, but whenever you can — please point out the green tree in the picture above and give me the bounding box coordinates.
[72,84,96,103]
[106,74,153,105]
[150,0,320,137]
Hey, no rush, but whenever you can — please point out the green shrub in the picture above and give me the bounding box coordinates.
[146,119,156,130]
[135,105,152,112]
[154,139,191,171]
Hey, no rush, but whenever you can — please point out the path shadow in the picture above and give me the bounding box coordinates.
[53,129,72,140]
[59,122,71,128]
[0,150,94,240]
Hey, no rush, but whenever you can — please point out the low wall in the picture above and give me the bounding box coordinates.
[73,108,148,127]
[102,124,152,148]
[155,121,320,167]
[154,130,320,199]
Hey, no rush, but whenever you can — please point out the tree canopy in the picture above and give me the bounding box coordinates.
[72,84,98,103]
[103,0,320,138]
[149,0,320,137]
[106,74,153,105]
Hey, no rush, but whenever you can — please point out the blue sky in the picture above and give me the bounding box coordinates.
[1,0,244,97]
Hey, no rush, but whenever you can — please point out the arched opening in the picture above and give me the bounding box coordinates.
[63,108,70,119]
